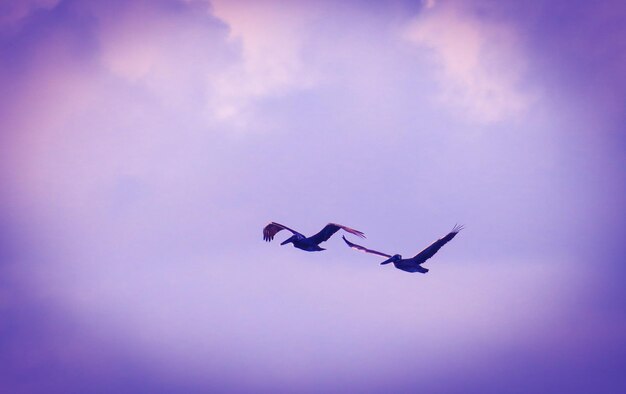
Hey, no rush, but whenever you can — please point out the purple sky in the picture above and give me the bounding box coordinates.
[1,1,625,393]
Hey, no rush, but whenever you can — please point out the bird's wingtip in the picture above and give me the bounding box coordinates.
[452,223,465,233]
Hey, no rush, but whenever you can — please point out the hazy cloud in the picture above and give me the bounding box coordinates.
[0,0,60,30]
[208,0,319,122]
[405,2,533,123]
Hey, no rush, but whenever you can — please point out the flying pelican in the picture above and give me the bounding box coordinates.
[263,222,365,252]
[342,224,464,273]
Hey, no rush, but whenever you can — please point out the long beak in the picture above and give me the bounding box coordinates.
[280,238,292,245]
[380,257,394,265]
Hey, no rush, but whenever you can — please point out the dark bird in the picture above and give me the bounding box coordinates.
[342,224,464,273]
[263,222,365,252]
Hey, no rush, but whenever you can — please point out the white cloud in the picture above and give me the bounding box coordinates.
[405,3,533,123]
[208,0,319,122]
[94,0,319,125]
[93,0,232,122]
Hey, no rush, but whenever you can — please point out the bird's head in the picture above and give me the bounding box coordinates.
[381,254,402,265]
[281,235,297,245]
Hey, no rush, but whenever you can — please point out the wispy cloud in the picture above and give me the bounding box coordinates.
[405,2,533,123]
[94,0,319,125]
[0,0,60,30]
[208,0,318,122]
[95,1,229,113]
[422,0,437,9]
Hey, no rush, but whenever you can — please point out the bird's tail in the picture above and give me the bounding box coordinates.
[415,265,429,274]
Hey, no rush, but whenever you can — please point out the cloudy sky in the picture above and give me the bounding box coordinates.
[1,0,625,393]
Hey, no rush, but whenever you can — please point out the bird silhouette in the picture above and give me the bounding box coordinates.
[342,224,463,273]
[263,222,365,252]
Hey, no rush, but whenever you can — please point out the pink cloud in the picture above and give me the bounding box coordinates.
[405,2,535,123]
[208,0,319,121]
[0,0,60,30]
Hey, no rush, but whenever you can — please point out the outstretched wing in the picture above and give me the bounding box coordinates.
[309,223,365,245]
[342,236,392,258]
[394,262,429,274]
[263,222,302,242]
[412,224,464,264]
